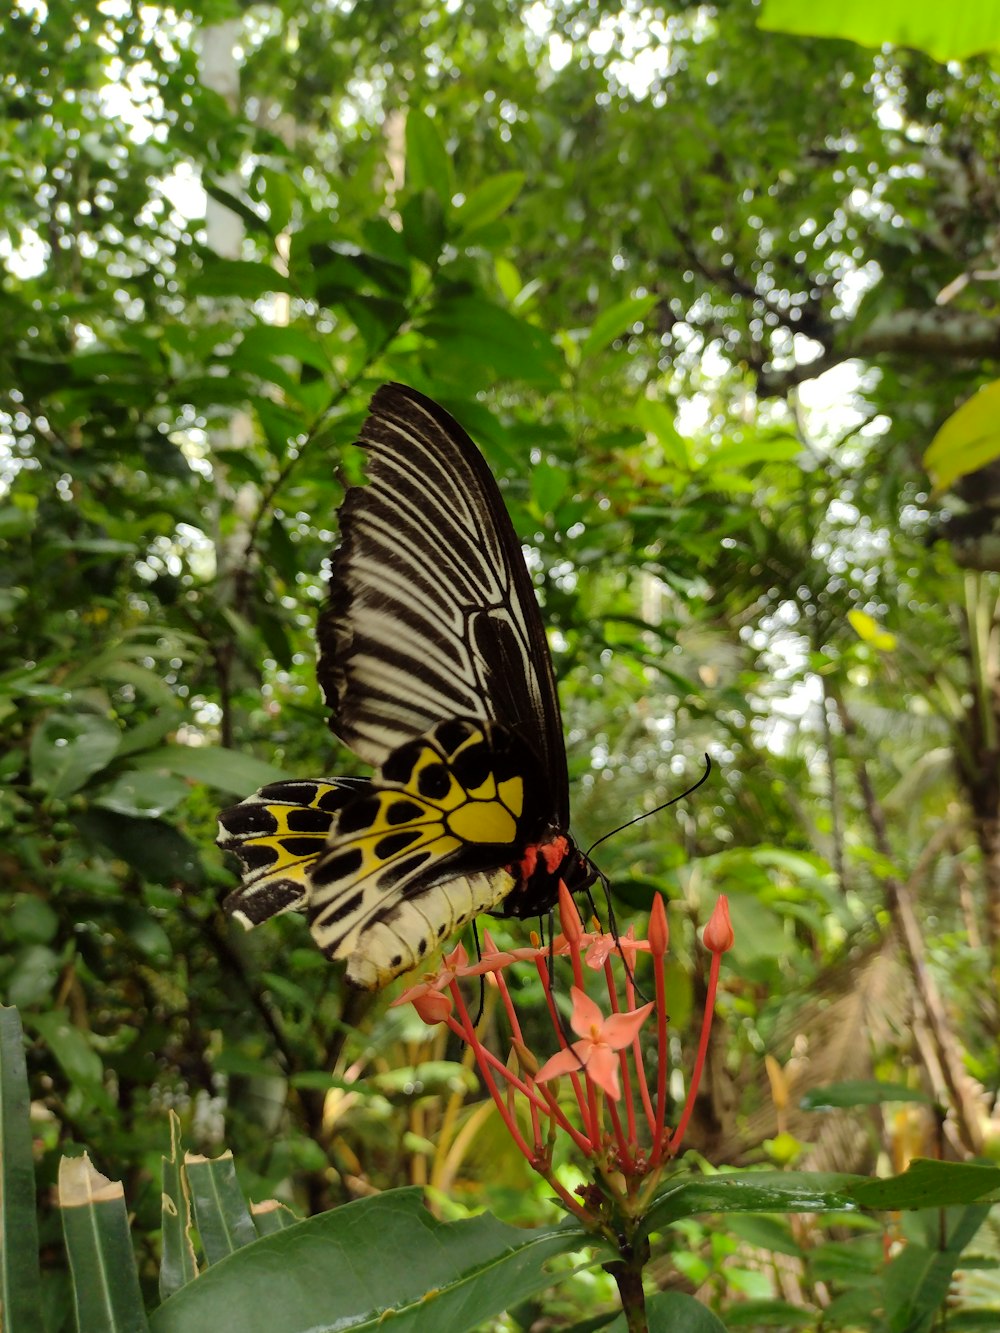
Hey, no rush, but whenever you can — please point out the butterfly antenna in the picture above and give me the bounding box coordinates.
[590,861,650,1003]
[580,759,713,1003]
[584,754,712,861]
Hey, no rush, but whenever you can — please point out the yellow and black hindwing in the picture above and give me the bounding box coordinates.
[218,384,596,987]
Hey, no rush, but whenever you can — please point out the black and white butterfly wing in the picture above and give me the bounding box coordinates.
[219,384,586,988]
[318,383,569,823]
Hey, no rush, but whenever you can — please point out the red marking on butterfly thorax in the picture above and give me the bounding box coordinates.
[514,834,568,882]
[503,833,595,919]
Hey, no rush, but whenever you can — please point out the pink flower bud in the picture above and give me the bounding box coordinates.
[703,895,734,954]
[413,990,453,1024]
[648,893,669,955]
[558,882,584,946]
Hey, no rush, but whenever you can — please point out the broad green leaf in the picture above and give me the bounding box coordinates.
[759,0,1000,61]
[114,905,172,962]
[212,1048,286,1079]
[129,744,288,792]
[455,172,526,238]
[421,296,563,386]
[634,399,690,468]
[150,1188,597,1333]
[847,1159,1000,1210]
[288,1070,372,1093]
[50,535,138,556]
[0,1007,43,1329]
[254,397,305,458]
[99,660,178,707]
[809,1237,883,1284]
[800,1080,934,1111]
[0,501,38,538]
[30,713,121,798]
[366,1062,478,1100]
[301,234,411,301]
[710,434,802,471]
[196,259,297,300]
[9,896,59,944]
[92,771,190,819]
[923,380,1000,492]
[266,516,300,584]
[59,1155,148,1333]
[494,256,524,303]
[238,323,332,375]
[260,168,295,236]
[184,1151,257,1264]
[202,180,271,235]
[7,945,61,1008]
[725,1213,804,1258]
[29,1012,104,1091]
[259,971,314,1008]
[531,461,570,515]
[581,294,658,359]
[641,1170,863,1238]
[75,809,205,887]
[847,609,897,651]
[342,293,409,352]
[404,109,452,206]
[400,189,447,265]
[66,350,154,381]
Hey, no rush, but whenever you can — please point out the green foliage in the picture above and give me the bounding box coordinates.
[759,0,1000,62]
[8,1003,997,1331]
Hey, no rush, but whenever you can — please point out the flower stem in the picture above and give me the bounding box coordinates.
[669,950,721,1153]
[604,1234,651,1333]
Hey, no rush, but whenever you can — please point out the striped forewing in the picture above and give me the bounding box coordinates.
[318,383,569,825]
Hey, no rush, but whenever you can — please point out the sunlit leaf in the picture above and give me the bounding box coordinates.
[847,610,897,651]
[759,0,1000,61]
[923,379,1000,493]
[455,173,526,238]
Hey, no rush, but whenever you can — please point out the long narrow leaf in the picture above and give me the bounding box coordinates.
[0,1006,42,1328]
[251,1200,301,1236]
[159,1112,198,1300]
[184,1151,257,1263]
[640,1170,863,1237]
[59,1154,148,1333]
[883,1202,992,1333]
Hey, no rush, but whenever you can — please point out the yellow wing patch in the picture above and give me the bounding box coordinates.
[308,718,537,986]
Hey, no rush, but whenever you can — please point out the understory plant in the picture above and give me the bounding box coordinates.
[3,896,999,1332]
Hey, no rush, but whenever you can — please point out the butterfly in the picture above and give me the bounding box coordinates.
[218,383,597,988]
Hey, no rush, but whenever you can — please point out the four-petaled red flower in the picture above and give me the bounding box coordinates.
[537,986,653,1099]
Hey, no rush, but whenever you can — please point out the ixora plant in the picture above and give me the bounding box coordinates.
[4,896,1000,1333]
[7,388,992,1330]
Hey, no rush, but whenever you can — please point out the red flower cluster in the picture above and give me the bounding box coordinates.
[394,886,734,1226]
